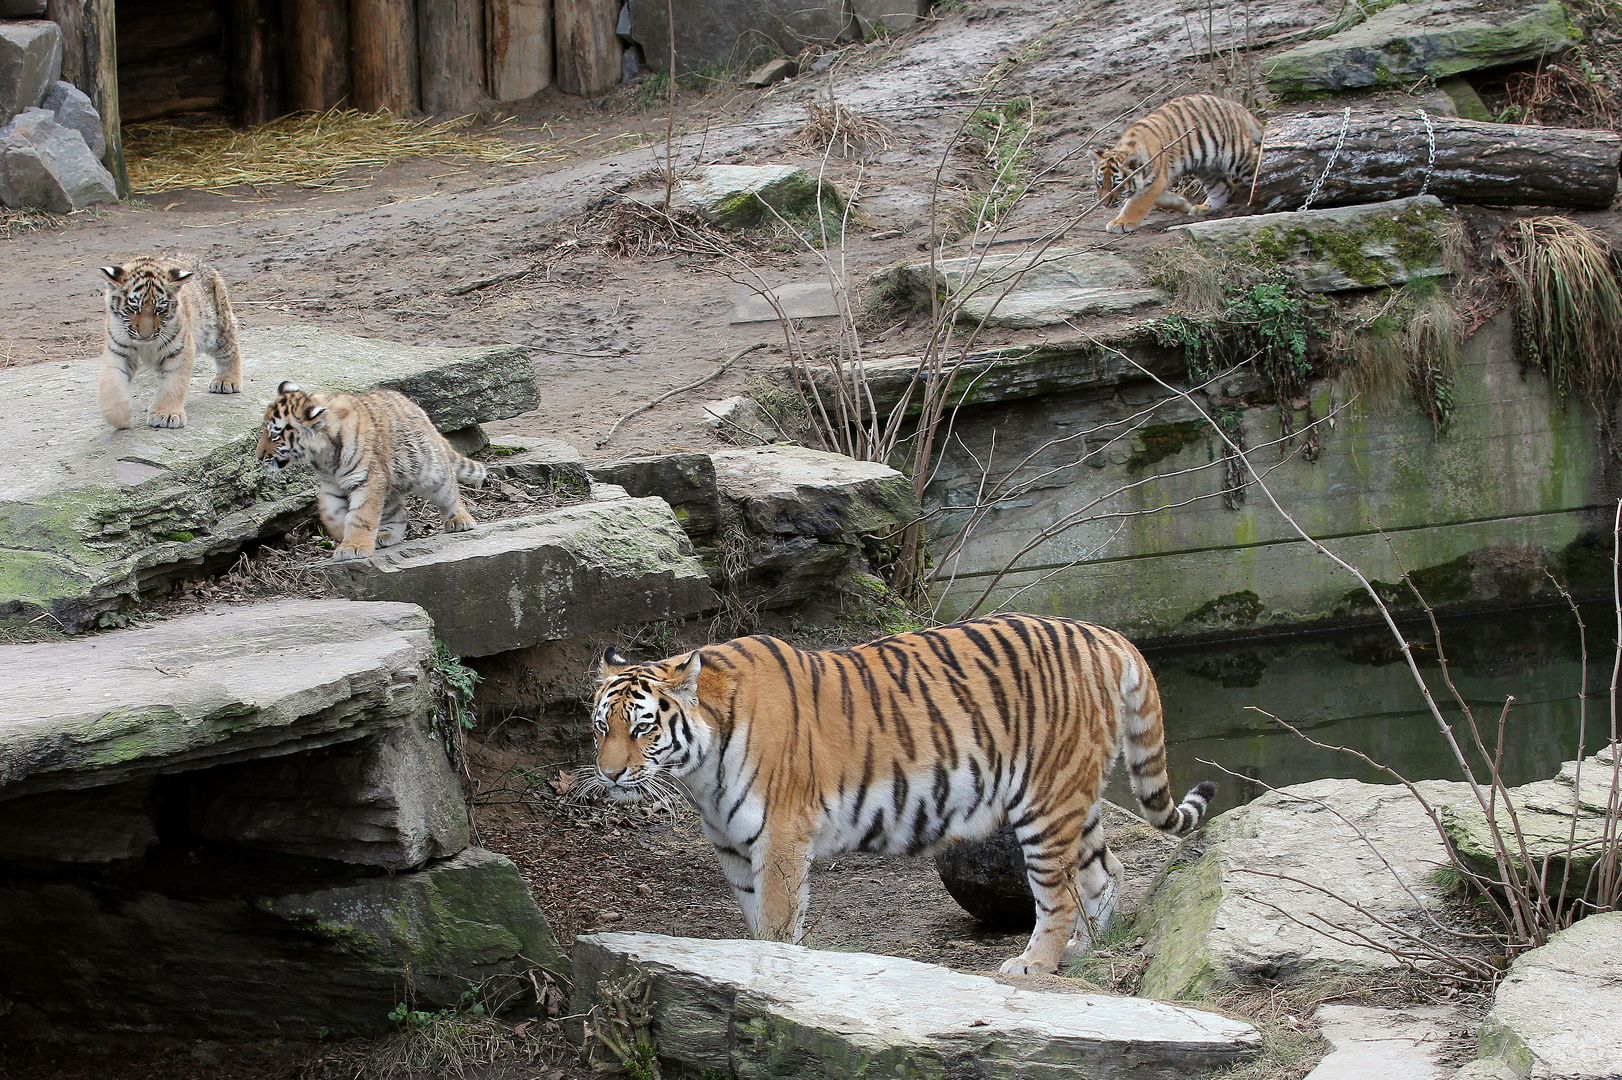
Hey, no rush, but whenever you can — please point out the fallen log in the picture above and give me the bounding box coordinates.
[1251,110,1621,213]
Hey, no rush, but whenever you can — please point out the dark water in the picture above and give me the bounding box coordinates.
[1104,604,1613,817]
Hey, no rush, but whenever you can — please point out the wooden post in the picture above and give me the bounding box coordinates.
[45,0,85,87]
[351,0,419,114]
[282,0,351,111]
[485,0,549,101]
[81,0,128,196]
[418,0,483,114]
[231,0,284,126]
[554,0,621,98]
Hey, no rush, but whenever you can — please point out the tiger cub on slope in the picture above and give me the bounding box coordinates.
[1091,93,1263,233]
[98,254,242,429]
[254,382,487,561]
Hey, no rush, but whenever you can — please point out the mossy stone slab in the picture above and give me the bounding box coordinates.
[0,326,537,631]
[1264,0,1576,99]
[679,164,846,230]
[873,247,1164,328]
[1167,195,1455,292]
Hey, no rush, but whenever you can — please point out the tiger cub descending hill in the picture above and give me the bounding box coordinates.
[1092,93,1263,233]
[591,614,1216,975]
[98,254,242,429]
[255,382,486,561]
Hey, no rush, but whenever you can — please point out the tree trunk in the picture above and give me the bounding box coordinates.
[418,0,483,113]
[485,0,550,101]
[554,0,621,98]
[282,0,350,112]
[45,0,84,86]
[231,0,284,126]
[82,0,127,196]
[1252,111,1622,213]
[351,0,418,114]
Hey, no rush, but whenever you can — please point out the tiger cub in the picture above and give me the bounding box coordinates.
[1091,93,1263,233]
[254,382,486,561]
[591,614,1216,975]
[97,254,242,429]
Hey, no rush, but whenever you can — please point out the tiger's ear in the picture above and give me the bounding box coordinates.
[301,401,326,421]
[666,651,702,693]
[167,268,193,284]
[277,380,300,395]
[100,265,124,284]
[599,646,630,680]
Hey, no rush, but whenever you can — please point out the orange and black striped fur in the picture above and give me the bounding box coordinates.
[1091,94,1263,233]
[97,254,241,429]
[254,381,486,561]
[591,614,1215,974]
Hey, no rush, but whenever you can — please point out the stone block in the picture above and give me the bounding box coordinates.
[42,79,103,158]
[1265,0,1576,98]
[704,394,782,444]
[0,599,435,799]
[0,19,59,125]
[743,57,797,87]
[0,325,537,631]
[1304,1005,1457,1080]
[873,246,1163,328]
[442,422,490,455]
[853,0,928,34]
[188,720,469,870]
[1136,778,1468,1000]
[0,105,116,212]
[588,451,722,538]
[319,498,719,657]
[731,280,840,322]
[0,0,48,15]
[573,932,1261,1078]
[626,0,850,76]
[488,434,591,492]
[1166,196,1456,293]
[679,163,845,230]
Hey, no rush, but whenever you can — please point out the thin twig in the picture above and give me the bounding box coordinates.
[598,342,766,447]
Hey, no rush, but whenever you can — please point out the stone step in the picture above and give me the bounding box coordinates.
[1264,0,1576,99]
[573,932,1261,1079]
[320,497,719,657]
[0,325,538,632]
[873,246,1164,328]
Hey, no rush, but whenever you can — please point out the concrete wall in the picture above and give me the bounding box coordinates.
[925,314,1618,639]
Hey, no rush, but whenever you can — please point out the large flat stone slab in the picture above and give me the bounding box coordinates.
[0,326,537,631]
[1136,778,1468,1000]
[320,498,719,657]
[1264,0,1576,99]
[1476,912,1622,1079]
[1305,1005,1457,1080]
[1167,196,1455,293]
[0,599,434,799]
[573,932,1261,1078]
[590,451,723,540]
[874,247,1163,328]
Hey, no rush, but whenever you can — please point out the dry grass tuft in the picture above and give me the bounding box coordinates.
[125,108,566,193]
[796,100,892,157]
[0,204,72,238]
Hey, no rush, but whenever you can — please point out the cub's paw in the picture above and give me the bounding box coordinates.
[444,512,476,533]
[1104,218,1136,234]
[147,410,187,429]
[102,402,134,430]
[209,376,241,394]
[1190,203,1214,217]
[998,954,1057,976]
[332,542,375,562]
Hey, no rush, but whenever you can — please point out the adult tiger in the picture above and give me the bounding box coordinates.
[1091,93,1263,233]
[591,614,1215,974]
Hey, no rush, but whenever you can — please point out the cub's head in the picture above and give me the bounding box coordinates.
[591,648,714,803]
[255,381,328,474]
[1090,148,1142,208]
[100,258,191,341]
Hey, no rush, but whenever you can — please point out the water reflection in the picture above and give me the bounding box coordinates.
[1108,604,1611,817]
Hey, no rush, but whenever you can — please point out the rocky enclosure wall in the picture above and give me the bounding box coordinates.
[925,312,1614,639]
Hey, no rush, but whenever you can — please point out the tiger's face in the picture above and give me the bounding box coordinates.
[591,649,711,803]
[254,381,329,474]
[1092,149,1141,208]
[101,259,190,341]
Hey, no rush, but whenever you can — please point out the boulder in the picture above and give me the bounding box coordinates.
[1166,196,1457,293]
[0,325,538,632]
[704,394,782,444]
[1264,0,1577,99]
[679,163,846,230]
[933,824,1033,929]
[320,498,720,657]
[743,57,798,87]
[572,932,1262,1078]
[0,0,48,15]
[41,79,103,158]
[0,19,59,125]
[873,247,1164,328]
[853,0,928,34]
[0,105,116,211]
[626,0,851,77]
[1135,778,1468,1000]
[487,434,591,492]
[1304,1005,1458,1080]
[1475,912,1622,1079]
[589,451,723,540]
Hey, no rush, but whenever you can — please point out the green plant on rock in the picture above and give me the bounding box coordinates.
[431,640,481,770]
[954,96,1043,235]
[1330,279,1461,432]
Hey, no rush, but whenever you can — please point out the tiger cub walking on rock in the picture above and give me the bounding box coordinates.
[590,614,1217,975]
[1092,93,1263,233]
[255,382,486,561]
[98,254,242,429]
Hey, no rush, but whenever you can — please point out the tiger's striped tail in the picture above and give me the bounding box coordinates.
[1118,645,1217,835]
[452,453,487,489]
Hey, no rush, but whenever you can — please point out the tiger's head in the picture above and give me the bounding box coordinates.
[101,258,191,341]
[255,381,330,474]
[590,648,715,803]
[1090,148,1144,208]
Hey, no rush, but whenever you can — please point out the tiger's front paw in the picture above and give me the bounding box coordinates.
[147,409,187,429]
[209,376,241,393]
[444,512,476,533]
[999,954,1058,976]
[1190,203,1214,217]
[332,541,375,562]
[1104,218,1137,234]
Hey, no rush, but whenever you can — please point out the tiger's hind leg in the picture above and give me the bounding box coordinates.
[1154,189,1196,214]
[423,467,476,534]
[375,493,409,549]
[1062,805,1124,961]
[1193,178,1235,216]
[1001,808,1087,974]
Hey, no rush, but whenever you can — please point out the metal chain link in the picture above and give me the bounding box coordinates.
[1416,108,1437,197]
[1301,107,1351,212]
